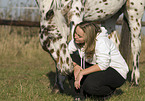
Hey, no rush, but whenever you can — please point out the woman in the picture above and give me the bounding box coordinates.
[68,21,129,100]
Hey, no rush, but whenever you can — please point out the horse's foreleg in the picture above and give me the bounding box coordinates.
[39,31,71,93]
[51,67,66,93]
[67,0,84,38]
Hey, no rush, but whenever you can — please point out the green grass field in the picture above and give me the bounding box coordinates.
[0,25,145,101]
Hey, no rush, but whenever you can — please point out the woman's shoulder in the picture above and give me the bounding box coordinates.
[95,34,114,51]
[96,35,110,45]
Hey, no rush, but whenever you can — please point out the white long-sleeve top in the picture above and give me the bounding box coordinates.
[68,27,129,79]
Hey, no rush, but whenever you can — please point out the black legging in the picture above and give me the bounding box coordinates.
[69,51,125,97]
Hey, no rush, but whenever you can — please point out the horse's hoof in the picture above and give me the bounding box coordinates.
[51,84,64,94]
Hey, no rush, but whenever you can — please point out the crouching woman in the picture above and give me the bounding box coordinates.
[68,21,129,100]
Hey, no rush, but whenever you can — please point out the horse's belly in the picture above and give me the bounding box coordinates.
[84,0,126,21]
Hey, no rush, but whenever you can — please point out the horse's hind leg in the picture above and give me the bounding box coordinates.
[124,0,144,85]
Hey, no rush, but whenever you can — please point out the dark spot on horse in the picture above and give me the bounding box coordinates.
[63,44,66,48]
[134,9,138,12]
[60,43,67,49]
[100,9,103,13]
[46,38,51,47]
[61,4,64,7]
[98,15,101,18]
[131,2,134,5]
[58,35,62,39]
[140,3,143,5]
[63,49,66,54]
[44,29,48,36]
[46,9,54,20]
[81,8,84,12]
[67,5,70,8]
[131,16,134,20]
[40,33,43,39]
[66,57,69,64]
[76,7,79,11]
[60,57,63,65]
[87,8,90,11]
[41,25,45,29]
[60,43,64,49]
[53,38,57,43]
[115,38,118,43]
[70,21,75,26]
[103,0,107,2]
[51,25,55,28]
[87,15,92,17]
[95,8,99,10]
[57,50,60,57]
[76,13,80,17]
[50,49,54,54]
[105,14,109,16]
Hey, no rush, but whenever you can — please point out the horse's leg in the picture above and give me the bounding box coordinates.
[51,40,74,93]
[52,68,66,93]
[101,10,122,48]
[124,0,144,85]
[67,0,84,38]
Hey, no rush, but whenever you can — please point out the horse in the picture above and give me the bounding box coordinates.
[35,0,144,92]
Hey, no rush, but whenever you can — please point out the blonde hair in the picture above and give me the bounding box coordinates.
[74,21,102,59]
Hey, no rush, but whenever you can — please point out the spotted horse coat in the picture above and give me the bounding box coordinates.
[35,0,144,92]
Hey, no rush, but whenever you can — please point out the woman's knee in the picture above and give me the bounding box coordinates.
[82,82,94,94]
[82,79,101,94]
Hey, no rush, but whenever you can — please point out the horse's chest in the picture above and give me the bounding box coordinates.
[83,0,126,21]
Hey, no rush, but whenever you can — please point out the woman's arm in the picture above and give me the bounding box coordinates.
[73,62,83,80]
[75,64,101,89]
[95,38,110,70]
[79,64,101,76]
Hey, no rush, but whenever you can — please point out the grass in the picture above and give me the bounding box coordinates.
[0,25,145,101]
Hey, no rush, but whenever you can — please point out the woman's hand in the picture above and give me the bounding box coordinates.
[73,62,83,89]
[74,65,83,80]
[74,71,83,89]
